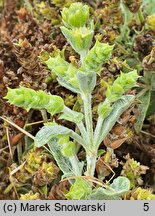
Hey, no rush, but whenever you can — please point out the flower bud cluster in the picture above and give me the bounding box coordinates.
[81,40,114,73]
[5,86,64,115]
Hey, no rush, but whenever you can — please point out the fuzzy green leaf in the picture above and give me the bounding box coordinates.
[35,125,85,147]
[59,107,83,124]
[134,90,151,133]
[88,177,130,200]
[65,177,92,200]
[97,95,135,147]
[48,139,73,176]
[60,26,94,55]
[114,70,139,91]
[45,55,69,76]
[106,84,124,102]
[110,176,130,195]
[76,71,96,94]
[57,76,80,93]
[61,141,76,157]
[35,125,70,147]
[45,55,81,93]
[46,55,78,80]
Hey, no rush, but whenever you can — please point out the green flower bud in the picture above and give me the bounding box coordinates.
[65,177,92,200]
[106,70,139,102]
[98,102,113,119]
[61,142,76,157]
[45,55,69,76]
[61,3,89,28]
[46,95,64,115]
[147,14,155,30]
[60,26,94,55]
[81,40,114,73]
[112,83,124,94]
[115,71,139,91]
[4,87,64,115]
[46,55,80,91]
[106,86,123,102]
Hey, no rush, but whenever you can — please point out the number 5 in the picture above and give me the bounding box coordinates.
[143,203,149,211]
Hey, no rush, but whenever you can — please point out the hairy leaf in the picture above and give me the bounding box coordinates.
[35,125,85,147]
[134,90,151,133]
[57,76,80,93]
[97,95,135,147]
[48,139,73,176]
[45,55,69,76]
[59,107,83,124]
[61,141,76,157]
[61,26,93,55]
[98,101,113,120]
[88,177,130,200]
[76,71,96,94]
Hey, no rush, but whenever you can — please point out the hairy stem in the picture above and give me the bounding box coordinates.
[40,109,48,123]
[82,94,94,147]
[80,50,87,64]
[85,153,97,176]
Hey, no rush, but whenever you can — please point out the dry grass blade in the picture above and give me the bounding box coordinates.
[10,161,26,176]
[141,130,155,138]
[0,146,9,154]
[60,175,114,190]
[0,116,35,140]
[5,126,13,160]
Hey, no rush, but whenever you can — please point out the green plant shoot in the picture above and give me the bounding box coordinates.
[4,2,139,199]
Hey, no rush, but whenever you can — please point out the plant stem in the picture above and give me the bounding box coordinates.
[69,155,82,176]
[85,153,97,176]
[40,109,48,123]
[80,50,87,64]
[82,94,94,147]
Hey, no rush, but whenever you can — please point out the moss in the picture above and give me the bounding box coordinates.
[124,187,155,200]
